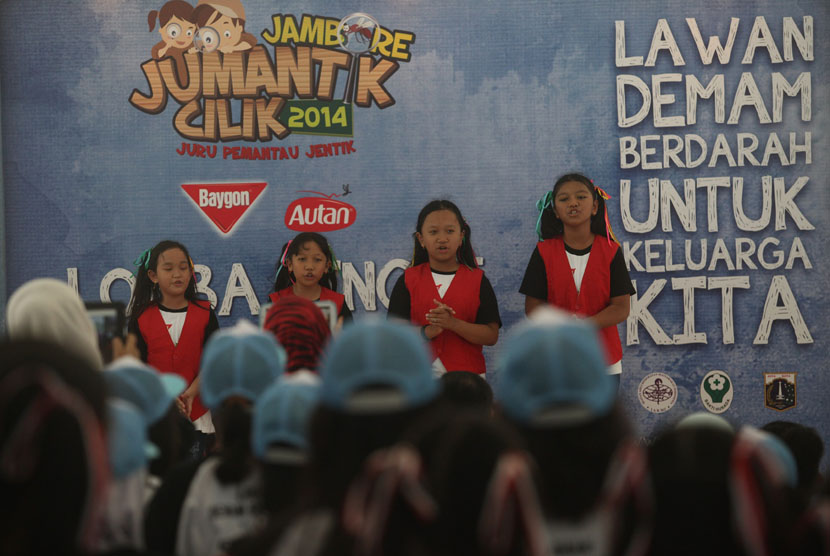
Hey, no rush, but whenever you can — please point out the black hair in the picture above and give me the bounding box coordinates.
[147,406,196,478]
[0,340,108,423]
[538,173,611,240]
[438,371,493,413]
[412,200,478,269]
[335,407,529,556]
[212,398,254,484]
[412,411,529,556]
[128,240,201,321]
[0,340,109,556]
[648,425,738,555]
[272,232,338,293]
[649,424,796,556]
[303,402,437,511]
[514,403,631,519]
[761,420,824,510]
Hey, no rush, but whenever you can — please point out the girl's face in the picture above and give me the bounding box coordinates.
[161,15,196,49]
[417,209,464,271]
[286,241,330,289]
[148,248,192,301]
[553,181,597,229]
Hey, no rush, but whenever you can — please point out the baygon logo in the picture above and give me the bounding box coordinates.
[285,191,356,232]
[199,189,250,209]
[182,182,266,234]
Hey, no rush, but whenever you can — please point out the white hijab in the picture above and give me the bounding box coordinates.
[6,278,103,370]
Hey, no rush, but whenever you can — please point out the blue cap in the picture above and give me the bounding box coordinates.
[106,399,159,479]
[496,313,615,425]
[319,319,438,412]
[104,356,186,424]
[200,321,287,410]
[252,373,321,464]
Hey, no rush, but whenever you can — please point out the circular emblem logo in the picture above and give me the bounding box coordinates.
[700,370,733,414]
[638,372,677,414]
[337,13,381,54]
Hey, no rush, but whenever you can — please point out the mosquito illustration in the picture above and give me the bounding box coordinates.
[341,21,374,47]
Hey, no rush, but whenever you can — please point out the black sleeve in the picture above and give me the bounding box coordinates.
[475,274,502,327]
[518,247,548,301]
[144,459,203,555]
[203,309,220,346]
[386,274,411,321]
[609,249,636,297]
[339,302,353,322]
[128,316,148,362]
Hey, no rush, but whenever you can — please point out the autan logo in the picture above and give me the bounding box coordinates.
[285,191,356,232]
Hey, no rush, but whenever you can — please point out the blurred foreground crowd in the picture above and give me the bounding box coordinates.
[1,279,829,556]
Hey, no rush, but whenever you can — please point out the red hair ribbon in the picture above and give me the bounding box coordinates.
[478,451,549,556]
[594,185,619,245]
[343,445,437,556]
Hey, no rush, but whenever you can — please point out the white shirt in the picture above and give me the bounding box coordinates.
[176,457,265,556]
[431,271,455,298]
[566,251,590,294]
[159,308,187,345]
[97,469,147,553]
[565,250,621,375]
[430,271,455,374]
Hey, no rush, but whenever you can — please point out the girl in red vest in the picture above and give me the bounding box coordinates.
[128,240,219,435]
[520,173,635,386]
[270,232,352,329]
[387,200,501,375]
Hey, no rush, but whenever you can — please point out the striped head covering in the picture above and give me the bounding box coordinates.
[263,297,331,373]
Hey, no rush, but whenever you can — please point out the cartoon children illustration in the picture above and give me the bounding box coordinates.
[191,0,257,54]
[148,1,196,59]
[148,1,196,84]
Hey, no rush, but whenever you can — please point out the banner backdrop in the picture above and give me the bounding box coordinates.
[2,0,827,445]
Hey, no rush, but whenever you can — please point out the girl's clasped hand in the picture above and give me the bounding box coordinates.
[425,298,456,331]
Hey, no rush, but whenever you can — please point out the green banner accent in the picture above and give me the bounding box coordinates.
[279,100,354,137]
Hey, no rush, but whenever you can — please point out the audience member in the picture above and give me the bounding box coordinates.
[439,370,494,414]
[263,296,332,373]
[0,340,109,556]
[270,319,440,556]
[144,322,285,556]
[495,308,650,556]
[228,372,322,556]
[6,278,104,370]
[649,418,797,555]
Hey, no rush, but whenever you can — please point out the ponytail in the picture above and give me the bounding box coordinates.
[148,10,160,32]
[214,401,254,484]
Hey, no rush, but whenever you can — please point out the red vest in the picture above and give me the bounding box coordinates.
[537,237,623,365]
[269,286,345,314]
[405,263,486,374]
[137,301,211,421]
